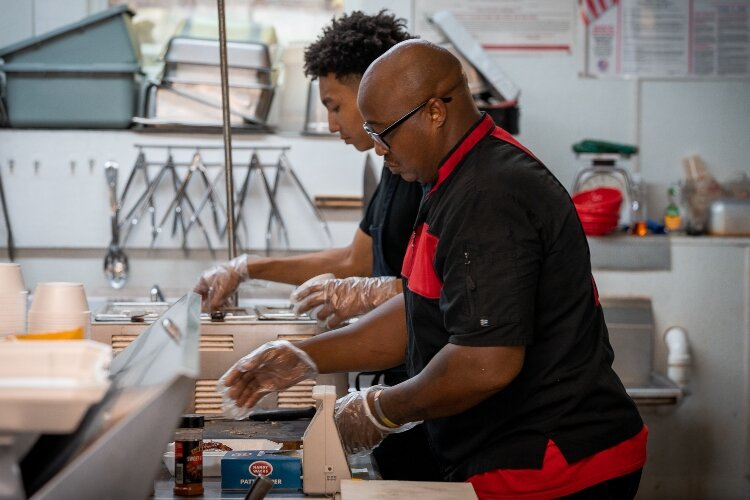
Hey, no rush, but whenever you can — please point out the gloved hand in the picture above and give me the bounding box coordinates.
[334,385,420,456]
[217,340,318,420]
[290,276,400,329]
[193,254,250,312]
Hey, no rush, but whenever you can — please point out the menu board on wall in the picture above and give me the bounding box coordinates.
[414,0,576,52]
[586,0,750,78]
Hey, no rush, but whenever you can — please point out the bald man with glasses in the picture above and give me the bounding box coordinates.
[220,40,646,499]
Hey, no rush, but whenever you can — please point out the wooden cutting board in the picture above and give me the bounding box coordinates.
[340,479,478,499]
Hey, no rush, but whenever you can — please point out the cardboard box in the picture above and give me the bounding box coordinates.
[221,450,302,492]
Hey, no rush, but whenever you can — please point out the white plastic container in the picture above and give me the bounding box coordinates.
[0,340,112,433]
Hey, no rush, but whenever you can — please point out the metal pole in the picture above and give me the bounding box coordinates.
[217,0,237,263]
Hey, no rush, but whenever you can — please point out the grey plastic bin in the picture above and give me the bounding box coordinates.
[0,5,140,65]
[1,63,139,128]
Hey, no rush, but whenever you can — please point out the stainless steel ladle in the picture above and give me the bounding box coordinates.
[104,162,129,288]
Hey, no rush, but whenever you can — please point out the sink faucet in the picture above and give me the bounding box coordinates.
[150,284,165,302]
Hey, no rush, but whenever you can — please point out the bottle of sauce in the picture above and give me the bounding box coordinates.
[174,414,204,496]
[663,185,682,233]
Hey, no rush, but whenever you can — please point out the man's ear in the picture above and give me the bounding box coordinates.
[429,98,448,128]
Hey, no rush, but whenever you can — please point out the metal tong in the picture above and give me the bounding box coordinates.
[120,152,177,247]
[221,152,289,251]
[0,164,15,261]
[150,151,217,256]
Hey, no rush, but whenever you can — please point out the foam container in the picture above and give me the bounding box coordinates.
[0,340,112,433]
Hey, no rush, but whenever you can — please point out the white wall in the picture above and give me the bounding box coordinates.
[596,239,750,499]
[0,0,108,47]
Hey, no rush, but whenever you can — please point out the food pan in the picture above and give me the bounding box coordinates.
[150,81,273,123]
[164,37,272,70]
[164,62,272,87]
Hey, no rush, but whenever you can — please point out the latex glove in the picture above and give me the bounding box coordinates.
[193,254,250,312]
[217,340,318,419]
[290,276,400,329]
[334,385,420,456]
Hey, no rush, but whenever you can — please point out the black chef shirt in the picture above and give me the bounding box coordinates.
[401,114,643,481]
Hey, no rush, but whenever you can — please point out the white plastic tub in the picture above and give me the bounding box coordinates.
[0,340,112,433]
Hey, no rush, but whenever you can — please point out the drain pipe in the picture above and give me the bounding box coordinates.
[664,326,691,387]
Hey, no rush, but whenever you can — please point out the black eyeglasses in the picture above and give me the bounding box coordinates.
[363,97,452,151]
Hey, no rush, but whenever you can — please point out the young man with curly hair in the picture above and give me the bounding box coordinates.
[195,11,440,481]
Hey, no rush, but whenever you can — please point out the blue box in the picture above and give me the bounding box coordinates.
[221,450,302,492]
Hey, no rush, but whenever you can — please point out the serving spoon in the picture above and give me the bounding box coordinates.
[104,162,129,289]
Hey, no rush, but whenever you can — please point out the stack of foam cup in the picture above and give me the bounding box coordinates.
[28,282,91,338]
[0,263,28,336]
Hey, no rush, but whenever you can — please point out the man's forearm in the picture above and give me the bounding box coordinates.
[379,343,525,424]
[247,247,366,285]
[296,294,408,373]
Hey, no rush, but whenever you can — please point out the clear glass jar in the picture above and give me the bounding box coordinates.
[174,414,204,497]
[630,178,648,236]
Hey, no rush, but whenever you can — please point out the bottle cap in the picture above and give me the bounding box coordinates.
[179,414,204,428]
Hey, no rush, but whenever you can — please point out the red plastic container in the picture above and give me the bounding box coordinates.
[578,212,619,224]
[572,187,623,214]
[580,219,618,236]
[578,209,618,235]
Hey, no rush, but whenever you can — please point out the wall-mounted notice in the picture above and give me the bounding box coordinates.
[587,0,750,78]
[414,0,576,52]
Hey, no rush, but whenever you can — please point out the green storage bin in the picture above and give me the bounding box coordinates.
[0,5,140,65]
[1,63,139,128]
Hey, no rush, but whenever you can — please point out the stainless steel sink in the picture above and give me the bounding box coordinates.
[602,297,686,407]
[626,372,684,406]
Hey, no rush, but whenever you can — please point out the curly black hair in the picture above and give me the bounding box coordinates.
[303,10,413,80]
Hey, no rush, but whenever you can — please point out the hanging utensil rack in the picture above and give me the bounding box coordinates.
[114,144,333,255]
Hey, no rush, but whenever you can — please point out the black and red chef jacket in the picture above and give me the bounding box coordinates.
[401,114,644,482]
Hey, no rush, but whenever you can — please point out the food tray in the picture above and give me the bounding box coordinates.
[93,301,258,322]
[163,37,271,70]
[162,438,281,476]
[93,301,170,321]
[256,305,308,321]
[0,340,112,433]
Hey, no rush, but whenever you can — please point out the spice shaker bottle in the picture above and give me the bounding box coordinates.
[174,414,204,496]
